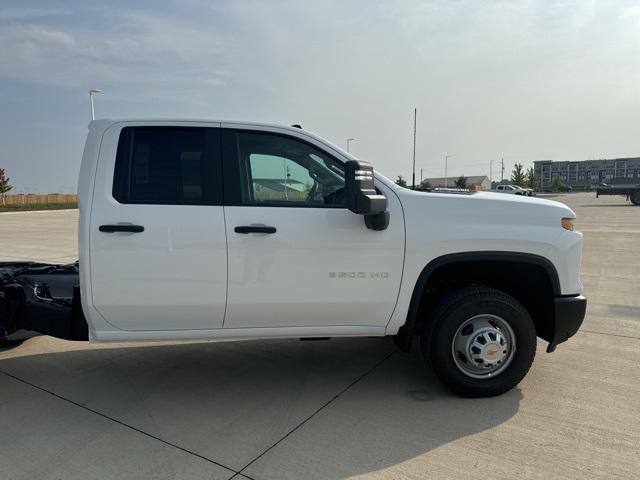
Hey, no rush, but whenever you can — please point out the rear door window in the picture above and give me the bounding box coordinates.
[113,127,221,205]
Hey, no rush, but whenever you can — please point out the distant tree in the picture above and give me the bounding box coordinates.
[526,167,539,190]
[454,175,468,189]
[511,163,526,187]
[421,181,432,189]
[552,175,563,192]
[0,168,12,205]
[395,175,408,188]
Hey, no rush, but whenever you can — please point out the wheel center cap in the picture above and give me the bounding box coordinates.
[481,342,504,364]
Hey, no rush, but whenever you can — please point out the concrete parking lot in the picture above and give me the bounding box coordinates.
[1,192,639,480]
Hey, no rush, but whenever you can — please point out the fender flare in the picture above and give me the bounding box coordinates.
[394,251,561,352]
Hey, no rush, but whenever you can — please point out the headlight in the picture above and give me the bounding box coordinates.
[561,217,575,231]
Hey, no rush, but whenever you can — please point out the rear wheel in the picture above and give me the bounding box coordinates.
[631,191,640,205]
[422,287,536,397]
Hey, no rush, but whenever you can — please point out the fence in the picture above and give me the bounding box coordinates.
[1,194,78,205]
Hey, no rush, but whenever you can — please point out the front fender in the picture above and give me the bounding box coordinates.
[392,252,561,353]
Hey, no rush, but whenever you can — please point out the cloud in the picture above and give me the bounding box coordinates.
[0,8,232,89]
[0,0,638,187]
[0,7,69,21]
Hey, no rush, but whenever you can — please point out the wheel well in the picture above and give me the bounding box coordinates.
[395,254,558,352]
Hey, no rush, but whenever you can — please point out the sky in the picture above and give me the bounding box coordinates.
[0,0,639,193]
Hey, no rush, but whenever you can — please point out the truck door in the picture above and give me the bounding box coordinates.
[221,127,404,329]
[89,124,227,331]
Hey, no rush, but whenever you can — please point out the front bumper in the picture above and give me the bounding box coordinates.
[546,294,587,352]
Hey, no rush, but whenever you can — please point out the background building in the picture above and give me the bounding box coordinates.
[534,157,640,190]
[421,175,490,191]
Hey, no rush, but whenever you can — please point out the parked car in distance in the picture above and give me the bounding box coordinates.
[510,185,534,196]
[0,119,586,398]
[493,184,529,196]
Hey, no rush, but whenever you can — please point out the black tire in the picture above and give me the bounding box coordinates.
[0,328,10,347]
[422,287,536,398]
[631,191,640,206]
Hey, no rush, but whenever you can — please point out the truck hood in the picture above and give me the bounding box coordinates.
[391,186,576,229]
[373,172,575,227]
[470,190,572,211]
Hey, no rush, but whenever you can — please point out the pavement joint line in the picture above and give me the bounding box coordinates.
[0,209,78,215]
[233,349,397,478]
[0,369,243,477]
[0,253,73,263]
[580,329,640,341]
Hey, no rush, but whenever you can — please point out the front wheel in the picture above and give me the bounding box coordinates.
[631,191,640,205]
[422,287,537,397]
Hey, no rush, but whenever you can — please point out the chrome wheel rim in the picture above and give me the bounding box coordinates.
[451,314,516,379]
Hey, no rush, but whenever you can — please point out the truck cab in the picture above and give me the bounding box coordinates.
[80,120,404,337]
[1,119,586,397]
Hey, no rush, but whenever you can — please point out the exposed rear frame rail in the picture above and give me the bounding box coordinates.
[0,262,88,341]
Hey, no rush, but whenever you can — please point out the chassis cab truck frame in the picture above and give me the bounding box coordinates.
[0,120,586,397]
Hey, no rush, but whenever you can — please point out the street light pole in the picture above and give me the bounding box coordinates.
[346,138,355,153]
[89,89,102,120]
[412,108,417,189]
[444,155,451,187]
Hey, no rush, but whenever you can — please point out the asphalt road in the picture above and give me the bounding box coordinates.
[1,193,638,479]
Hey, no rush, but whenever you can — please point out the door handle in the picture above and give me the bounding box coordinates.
[234,225,276,234]
[99,224,145,233]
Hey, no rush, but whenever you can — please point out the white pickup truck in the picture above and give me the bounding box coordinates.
[0,120,586,397]
[494,184,533,196]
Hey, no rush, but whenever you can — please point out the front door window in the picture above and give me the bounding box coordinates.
[235,132,345,207]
